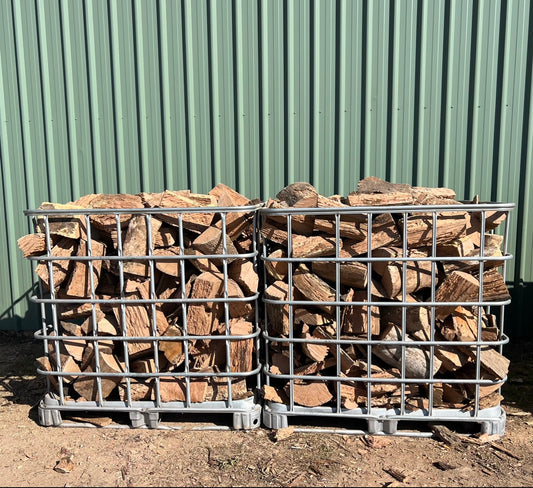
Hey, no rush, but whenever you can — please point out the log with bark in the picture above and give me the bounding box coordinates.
[23,183,259,403]
[261,178,512,411]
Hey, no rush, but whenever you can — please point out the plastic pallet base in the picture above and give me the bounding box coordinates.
[262,402,506,437]
[38,394,262,431]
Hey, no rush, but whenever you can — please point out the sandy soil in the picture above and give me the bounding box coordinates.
[1,333,532,487]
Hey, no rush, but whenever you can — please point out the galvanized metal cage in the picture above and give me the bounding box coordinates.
[25,203,263,430]
[259,202,514,436]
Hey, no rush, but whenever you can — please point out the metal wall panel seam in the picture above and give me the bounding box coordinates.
[83,0,105,194]
[469,0,501,201]
[35,1,57,203]
[495,0,530,282]
[364,0,391,180]
[234,0,245,195]
[0,38,18,323]
[515,1,533,282]
[390,0,417,184]
[416,0,445,187]
[442,0,473,194]
[109,0,127,193]
[134,0,149,192]
[311,0,336,197]
[58,0,79,201]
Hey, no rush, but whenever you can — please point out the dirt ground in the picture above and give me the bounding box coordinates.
[1,332,532,487]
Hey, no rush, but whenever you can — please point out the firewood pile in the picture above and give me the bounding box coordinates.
[260,177,512,412]
[18,184,261,404]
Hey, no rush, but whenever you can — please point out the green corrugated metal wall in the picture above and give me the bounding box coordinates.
[1,0,532,336]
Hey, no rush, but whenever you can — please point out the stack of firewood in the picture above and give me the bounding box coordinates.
[18,184,260,403]
[261,178,511,411]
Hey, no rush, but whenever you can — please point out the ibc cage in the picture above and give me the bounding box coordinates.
[24,200,263,430]
[259,201,515,436]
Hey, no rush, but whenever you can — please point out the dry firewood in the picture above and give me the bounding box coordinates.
[292,264,336,315]
[57,297,109,320]
[80,314,119,338]
[261,384,288,404]
[294,308,335,328]
[285,380,333,407]
[301,332,330,362]
[111,293,169,360]
[379,294,432,341]
[152,246,182,277]
[312,326,358,374]
[372,247,434,298]
[73,348,123,401]
[399,210,468,248]
[17,233,48,257]
[433,271,480,320]
[434,343,471,372]
[264,249,288,281]
[260,220,290,245]
[122,215,163,276]
[82,193,144,233]
[337,370,402,408]
[35,356,60,390]
[204,376,250,401]
[269,352,291,375]
[342,213,401,255]
[228,319,255,372]
[311,254,368,289]
[228,259,258,296]
[458,345,510,380]
[156,376,209,403]
[62,238,106,297]
[45,332,82,383]
[118,379,153,401]
[341,289,380,335]
[475,268,511,302]
[185,273,224,337]
[142,190,217,233]
[153,224,178,248]
[155,274,182,316]
[131,357,160,374]
[35,236,77,290]
[455,364,506,398]
[186,271,253,335]
[35,202,86,239]
[276,182,318,206]
[440,306,481,342]
[192,226,239,266]
[184,248,221,274]
[347,191,414,206]
[234,229,255,254]
[59,322,87,363]
[292,235,340,258]
[264,281,303,335]
[436,234,477,257]
[411,185,457,203]
[209,183,252,239]
[313,195,367,239]
[373,323,442,378]
[314,217,366,241]
[158,325,185,367]
[356,176,412,195]
[261,224,339,257]
[469,201,508,232]
[265,198,316,235]
[442,235,505,274]
[295,361,329,376]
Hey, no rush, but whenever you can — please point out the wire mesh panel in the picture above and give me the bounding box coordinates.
[259,191,514,436]
[22,190,263,430]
